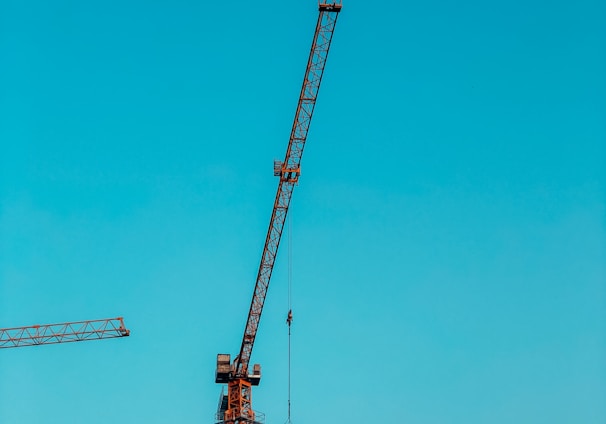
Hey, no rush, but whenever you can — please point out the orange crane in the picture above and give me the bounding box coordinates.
[215,2,342,423]
[0,317,129,349]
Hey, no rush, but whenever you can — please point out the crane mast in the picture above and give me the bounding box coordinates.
[215,3,342,423]
[0,317,130,349]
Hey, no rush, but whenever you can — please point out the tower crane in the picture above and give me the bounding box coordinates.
[0,317,129,349]
[214,3,342,423]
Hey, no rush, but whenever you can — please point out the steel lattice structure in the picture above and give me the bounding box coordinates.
[0,317,130,349]
[236,0,342,380]
[215,3,342,423]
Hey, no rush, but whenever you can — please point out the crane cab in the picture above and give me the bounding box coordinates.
[249,364,261,386]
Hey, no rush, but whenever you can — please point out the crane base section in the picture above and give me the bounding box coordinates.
[218,379,265,424]
[215,389,265,424]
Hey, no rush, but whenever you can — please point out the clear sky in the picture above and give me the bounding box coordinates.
[1,0,605,423]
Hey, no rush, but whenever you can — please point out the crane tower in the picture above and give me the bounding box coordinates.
[215,2,342,423]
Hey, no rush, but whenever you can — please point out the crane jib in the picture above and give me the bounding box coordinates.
[216,3,342,423]
[234,3,341,379]
[0,317,130,349]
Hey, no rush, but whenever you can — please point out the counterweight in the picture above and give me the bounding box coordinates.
[215,3,342,423]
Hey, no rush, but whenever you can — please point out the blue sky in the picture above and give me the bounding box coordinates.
[1,0,605,423]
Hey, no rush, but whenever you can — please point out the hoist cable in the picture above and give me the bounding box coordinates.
[285,208,293,424]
